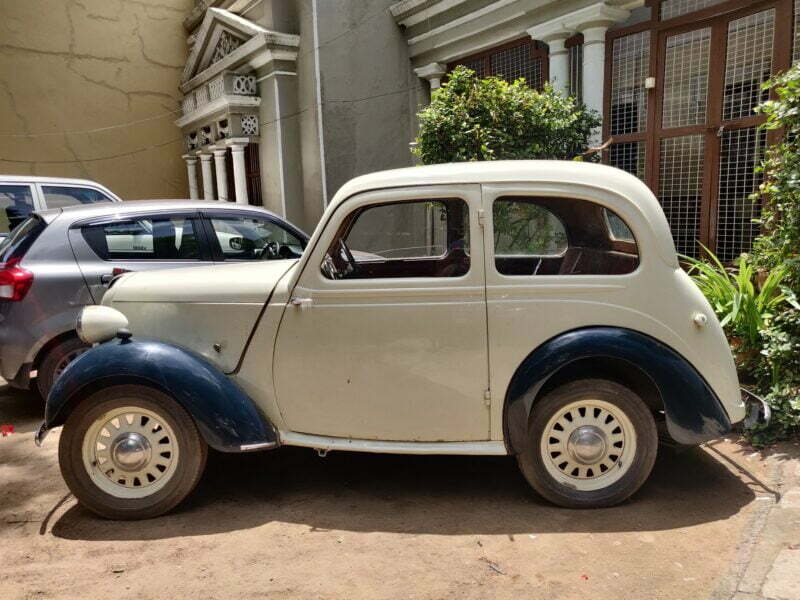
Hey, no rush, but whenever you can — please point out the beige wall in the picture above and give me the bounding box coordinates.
[0,0,193,199]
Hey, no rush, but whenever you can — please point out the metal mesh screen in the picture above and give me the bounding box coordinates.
[569,43,583,100]
[608,142,646,180]
[661,0,725,20]
[459,57,489,78]
[715,127,766,261]
[491,44,543,88]
[610,31,650,135]
[723,9,775,121]
[662,28,711,128]
[794,0,800,63]
[659,135,705,257]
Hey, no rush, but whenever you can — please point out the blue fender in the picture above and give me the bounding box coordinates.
[504,327,733,451]
[41,337,278,453]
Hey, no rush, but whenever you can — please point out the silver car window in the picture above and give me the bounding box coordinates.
[42,186,114,209]
[0,184,35,233]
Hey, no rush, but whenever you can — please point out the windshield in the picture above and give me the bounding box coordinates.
[0,215,46,263]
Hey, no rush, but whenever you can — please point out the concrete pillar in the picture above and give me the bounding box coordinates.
[414,62,447,91]
[212,148,229,202]
[581,25,609,144]
[546,36,571,96]
[230,143,249,205]
[199,153,215,201]
[183,155,199,200]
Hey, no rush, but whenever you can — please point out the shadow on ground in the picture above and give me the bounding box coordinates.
[52,439,756,541]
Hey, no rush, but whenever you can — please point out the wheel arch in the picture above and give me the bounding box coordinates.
[502,326,733,454]
[42,338,279,453]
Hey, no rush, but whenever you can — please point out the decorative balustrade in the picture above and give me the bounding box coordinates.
[182,72,258,116]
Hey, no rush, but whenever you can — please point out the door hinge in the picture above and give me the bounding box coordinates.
[483,389,491,406]
[477,209,486,228]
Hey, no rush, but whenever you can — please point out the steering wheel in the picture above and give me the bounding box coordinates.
[338,239,357,276]
[262,241,279,260]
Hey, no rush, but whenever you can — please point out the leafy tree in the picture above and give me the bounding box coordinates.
[413,66,600,165]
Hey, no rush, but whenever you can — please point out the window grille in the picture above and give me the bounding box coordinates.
[794,0,800,63]
[660,0,725,20]
[662,28,711,128]
[245,143,262,206]
[715,127,766,261]
[610,31,650,135]
[568,43,583,100]
[659,135,705,258]
[723,10,775,121]
[608,142,646,181]
[449,40,545,89]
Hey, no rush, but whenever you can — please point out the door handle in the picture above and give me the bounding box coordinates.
[290,297,313,310]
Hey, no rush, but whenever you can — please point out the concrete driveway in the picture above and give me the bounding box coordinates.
[1,379,797,600]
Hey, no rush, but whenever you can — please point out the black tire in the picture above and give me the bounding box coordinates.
[517,379,657,508]
[59,384,208,520]
[37,337,90,398]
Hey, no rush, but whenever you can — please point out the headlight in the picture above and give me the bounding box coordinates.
[77,305,130,344]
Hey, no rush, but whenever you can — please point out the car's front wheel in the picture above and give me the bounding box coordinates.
[59,385,207,520]
[517,379,658,508]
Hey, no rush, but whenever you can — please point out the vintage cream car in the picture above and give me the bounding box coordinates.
[37,161,759,520]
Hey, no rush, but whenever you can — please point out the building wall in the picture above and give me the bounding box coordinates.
[316,0,418,203]
[0,0,193,199]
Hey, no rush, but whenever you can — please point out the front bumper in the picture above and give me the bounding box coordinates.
[741,388,772,429]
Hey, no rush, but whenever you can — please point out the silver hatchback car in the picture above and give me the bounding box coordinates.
[0,200,308,397]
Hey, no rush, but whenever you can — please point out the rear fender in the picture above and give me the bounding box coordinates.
[503,327,733,453]
[42,337,278,452]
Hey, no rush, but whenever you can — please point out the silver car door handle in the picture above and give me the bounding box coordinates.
[290,297,313,309]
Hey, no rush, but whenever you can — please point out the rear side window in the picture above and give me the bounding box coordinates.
[0,216,46,263]
[42,186,114,208]
[82,216,201,261]
[0,184,35,233]
[493,196,639,276]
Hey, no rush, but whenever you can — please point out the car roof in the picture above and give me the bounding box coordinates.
[36,199,281,221]
[0,174,116,187]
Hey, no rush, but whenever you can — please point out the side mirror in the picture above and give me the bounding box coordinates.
[229,236,244,251]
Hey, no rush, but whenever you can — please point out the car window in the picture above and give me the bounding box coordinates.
[493,196,639,276]
[321,198,470,279]
[209,215,305,260]
[42,186,114,209]
[0,185,35,233]
[82,216,201,261]
[0,216,46,263]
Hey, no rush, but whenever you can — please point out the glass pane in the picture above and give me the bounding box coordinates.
[659,135,705,258]
[85,217,200,260]
[662,28,711,128]
[42,186,114,208]
[610,31,650,135]
[716,127,767,261]
[210,216,303,260]
[0,185,35,233]
[723,9,775,122]
[661,0,725,20]
[605,210,636,243]
[608,142,646,180]
[490,43,543,89]
[493,200,567,257]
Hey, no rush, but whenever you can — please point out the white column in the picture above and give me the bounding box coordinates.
[527,24,574,96]
[199,153,215,201]
[182,154,199,200]
[230,143,249,205]
[212,148,229,202]
[581,25,609,145]
[414,62,447,90]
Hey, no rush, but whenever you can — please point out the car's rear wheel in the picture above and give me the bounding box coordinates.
[37,337,90,398]
[59,384,207,520]
[517,379,657,508]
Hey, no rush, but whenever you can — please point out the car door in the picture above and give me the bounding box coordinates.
[68,211,212,302]
[273,184,491,442]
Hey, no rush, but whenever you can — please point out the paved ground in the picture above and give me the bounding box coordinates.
[1,379,798,600]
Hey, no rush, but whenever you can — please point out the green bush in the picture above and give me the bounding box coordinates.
[413,66,600,165]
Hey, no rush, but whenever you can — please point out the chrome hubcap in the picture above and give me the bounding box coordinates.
[567,425,607,464]
[110,432,151,472]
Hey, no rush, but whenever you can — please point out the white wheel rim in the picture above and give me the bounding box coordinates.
[540,399,637,492]
[81,405,180,499]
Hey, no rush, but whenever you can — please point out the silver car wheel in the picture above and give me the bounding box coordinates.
[81,406,180,499]
[539,398,637,492]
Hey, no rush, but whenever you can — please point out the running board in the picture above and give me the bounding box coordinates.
[279,431,509,456]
